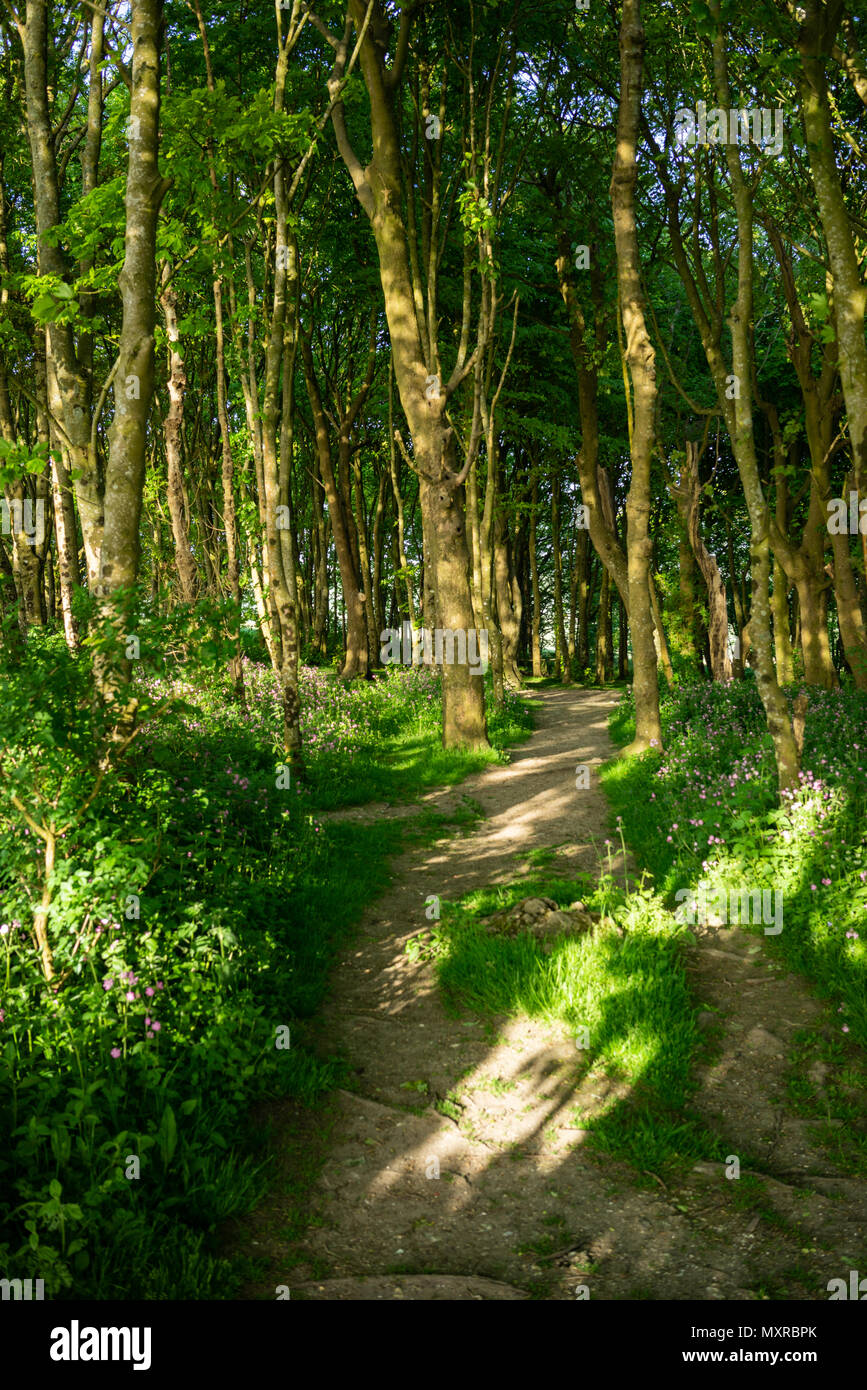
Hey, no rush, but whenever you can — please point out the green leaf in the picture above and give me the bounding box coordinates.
[157,1105,177,1167]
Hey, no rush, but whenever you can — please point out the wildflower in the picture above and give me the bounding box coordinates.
[110,1047,121,1059]
[103,978,114,990]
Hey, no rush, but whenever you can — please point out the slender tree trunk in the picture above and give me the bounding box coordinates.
[259,61,303,771]
[648,571,675,686]
[301,334,368,680]
[352,453,380,670]
[611,0,662,750]
[596,567,612,683]
[388,362,416,628]
[328,4,488,748]
[93,0,166,713]
[710,0,799,790]
[160,265,197,604]
[577,528,591,674]
[310,463,330,659]
[45,350,81,650]
[672,442,732,681]
[529,458,542,677]
[494,503,522,687]
[371,465,388,648]
[213,279,245,701]
[22,0,104,586]
[799,5,867,502]
[551,469,571,684]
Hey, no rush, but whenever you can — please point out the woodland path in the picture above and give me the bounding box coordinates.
[230,687,867,1301]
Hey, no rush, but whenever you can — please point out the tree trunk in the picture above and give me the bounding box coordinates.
[798,5,867,502]
[328,3,488,748]
[213,278,245,701]
[160,265,197,604]
[259,56,303,771]
[672,441,732,681]
[552,469,571,684]
[710,0,799,790]
[611,0,662,751]
[494,502,522,687]
[529,457,542,677]
[301,333,368,681]
[93,0,166,712]
[577,528,591,674]
[22,0,104,586]
[596,567,612,683]
[388,361,416,628]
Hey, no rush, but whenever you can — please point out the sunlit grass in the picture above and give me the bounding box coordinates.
[410,869,728,1177]
[602,677,867,1049]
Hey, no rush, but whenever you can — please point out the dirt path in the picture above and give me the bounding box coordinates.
[230,686,867,1301]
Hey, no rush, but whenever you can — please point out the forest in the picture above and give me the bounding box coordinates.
[1,0,867,1317]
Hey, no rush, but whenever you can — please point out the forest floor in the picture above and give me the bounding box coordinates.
[226,686,867,1300]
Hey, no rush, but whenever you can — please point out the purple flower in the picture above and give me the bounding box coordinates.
[145,986,154,997]
[110,1047,121,1059]
[103,978,114,990]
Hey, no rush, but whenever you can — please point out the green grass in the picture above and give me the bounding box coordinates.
[601,678,867,1051]
[784,1029,867,1177]
[409,866,729,1178]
